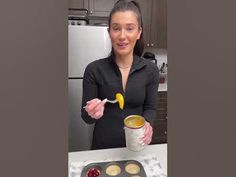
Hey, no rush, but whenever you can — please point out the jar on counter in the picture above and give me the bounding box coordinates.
[159,63,168,83]
[124,115,146,152]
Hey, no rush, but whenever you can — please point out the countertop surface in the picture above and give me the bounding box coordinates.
[69,144,167,176]
[158,83,167,92]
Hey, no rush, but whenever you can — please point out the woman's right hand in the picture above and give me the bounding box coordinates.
[84,98,107,119]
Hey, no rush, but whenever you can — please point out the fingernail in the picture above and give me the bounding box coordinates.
[97,100,101,103]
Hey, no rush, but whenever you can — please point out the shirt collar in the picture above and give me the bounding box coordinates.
[108,53,147,72]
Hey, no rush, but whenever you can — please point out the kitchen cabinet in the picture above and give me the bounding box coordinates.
[151,0,167,48]
[69,0,86,9]
[151,91,167,144]
[134,0,167,49]
[68,0,118,17]
[88,0,118,16]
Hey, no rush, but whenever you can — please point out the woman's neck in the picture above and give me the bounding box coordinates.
[115,53,133,69]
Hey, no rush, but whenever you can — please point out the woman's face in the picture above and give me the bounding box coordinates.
[109,11,142,57]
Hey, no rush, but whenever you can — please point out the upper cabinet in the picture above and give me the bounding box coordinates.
[87,0,118,16]
[69,0,87,9]
[151,0,167,49]
[69,0,118,16]
[134,0,167,49]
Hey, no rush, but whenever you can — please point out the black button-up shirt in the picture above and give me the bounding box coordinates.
[81,54,159,149]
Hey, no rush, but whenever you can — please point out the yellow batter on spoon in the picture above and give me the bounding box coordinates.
[115,93,124,110]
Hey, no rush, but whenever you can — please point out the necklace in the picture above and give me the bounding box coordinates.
[117,65,131,69]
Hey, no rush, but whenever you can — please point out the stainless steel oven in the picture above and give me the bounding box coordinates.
[68,8,89,26]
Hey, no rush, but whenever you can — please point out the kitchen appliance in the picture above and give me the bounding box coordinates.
[142,52,157,64]
[68,8,89,26]
[68,25,112,152]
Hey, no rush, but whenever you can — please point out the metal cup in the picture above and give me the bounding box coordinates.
[124,115,145,151]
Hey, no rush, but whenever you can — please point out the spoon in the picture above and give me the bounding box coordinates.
[103,93,124,110]
[84,93,124,110]
[105,98,118,104]
[83,98,117,108]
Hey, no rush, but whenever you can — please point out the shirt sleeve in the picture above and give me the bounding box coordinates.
[81,63,98,124]
[142,64,160,127]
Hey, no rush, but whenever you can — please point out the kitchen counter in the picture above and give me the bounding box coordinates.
[69,144,167,176]
[144,48,167,67]
[158,83,168,92]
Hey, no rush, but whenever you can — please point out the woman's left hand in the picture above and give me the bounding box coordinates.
[142,121,153,145]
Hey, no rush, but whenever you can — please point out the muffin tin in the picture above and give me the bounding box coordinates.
[81,160,147,177]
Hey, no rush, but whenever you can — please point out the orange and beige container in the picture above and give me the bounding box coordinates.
[124,115,146,151]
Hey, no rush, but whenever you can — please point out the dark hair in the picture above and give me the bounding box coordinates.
[108,0,144,57]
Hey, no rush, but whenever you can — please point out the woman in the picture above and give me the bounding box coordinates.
[81,0,159,150]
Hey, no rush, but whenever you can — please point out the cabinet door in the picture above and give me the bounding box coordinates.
[69,0,86,9]
[152,91,168,144]
[152,119,167,144]
[88,0,118,16]
[133,0,152,48]
[157,91,168,120]
[150,0,167,48]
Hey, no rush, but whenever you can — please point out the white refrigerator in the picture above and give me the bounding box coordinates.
[68,25,112,152]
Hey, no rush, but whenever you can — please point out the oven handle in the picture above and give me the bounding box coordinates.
[68,8,88,15]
